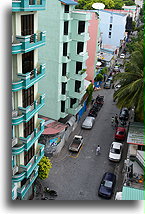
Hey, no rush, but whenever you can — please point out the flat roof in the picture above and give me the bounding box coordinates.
[122,186,145,200]
[127,122,144,145]
[59,0,78,5]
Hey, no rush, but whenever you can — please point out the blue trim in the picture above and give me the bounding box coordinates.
[88,9,127,17]
[12,0,46,12]
[59,0,78,5]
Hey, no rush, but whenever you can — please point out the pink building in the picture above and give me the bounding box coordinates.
[86,12,99,83]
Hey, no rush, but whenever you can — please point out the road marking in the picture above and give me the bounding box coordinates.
[69,145,83,159]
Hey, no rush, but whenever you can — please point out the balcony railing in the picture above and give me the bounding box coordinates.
[12,0,46,12]
[12,63,45,92]
[12,31,46,54]
[12,94,45,126]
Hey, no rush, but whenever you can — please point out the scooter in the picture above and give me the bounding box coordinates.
[44,187,58,197]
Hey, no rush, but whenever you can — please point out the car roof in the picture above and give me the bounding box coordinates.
[85,116,94,120]
[116,127,126,131]
[74,135,82,139]
[112,142,122,148]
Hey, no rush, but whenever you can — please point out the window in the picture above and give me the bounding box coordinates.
[64,5,69,13]
[77,42,84,54]
[110,16,113,23]
[70,98,77,108]
[64,21,69,35]
[75,80,81,92]
[61,83,66,95]
[61,101,65,112]
[76,62,82,74]
[24,117,34,138]
[21,14,34,36]
[22,51,34,74]
[138,145,145,151]
[109,24,112,31]
[78,21,85,34]
[24,144,35,165]
[108,32,112,38]
[22,85,34,108]
[62,63,67,76]
[63,42,68,56]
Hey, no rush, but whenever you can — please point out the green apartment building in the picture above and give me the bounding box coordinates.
[12,0,46,200]
[38,0,91,120]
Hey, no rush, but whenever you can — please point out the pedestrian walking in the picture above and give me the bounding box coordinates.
[96,145,101,155]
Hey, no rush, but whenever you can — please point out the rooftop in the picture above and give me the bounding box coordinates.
[59,0,78,5]
[122,186,144,200]
[127,122,144,145]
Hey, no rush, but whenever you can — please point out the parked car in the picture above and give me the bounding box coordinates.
[114,84,121,92]
[104,81,111,89]
[69,135,83,152]
[98,172,116,199]
[119,107,129,121]
[107,76,113,82]
[113,66,120,72]
[120,53,125,59]
[115,127,126,141]
[109,142,123,162]
[81,116,95,129]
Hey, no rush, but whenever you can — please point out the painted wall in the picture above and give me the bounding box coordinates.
[86,12,99,83]
[99,10,127,47]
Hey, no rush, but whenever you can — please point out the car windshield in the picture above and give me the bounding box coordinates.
[118,131,124,135]
[111,148,120,154]
[103,180,113,188]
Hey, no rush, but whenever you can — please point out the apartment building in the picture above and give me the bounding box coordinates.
[12,0,46,200]
[38,0,91,120]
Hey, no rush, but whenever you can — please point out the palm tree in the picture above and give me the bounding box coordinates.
[113,40,144,120]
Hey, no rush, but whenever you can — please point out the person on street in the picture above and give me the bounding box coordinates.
[96,145,101,155]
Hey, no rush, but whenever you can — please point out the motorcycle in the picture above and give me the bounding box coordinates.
[44,187,58,197]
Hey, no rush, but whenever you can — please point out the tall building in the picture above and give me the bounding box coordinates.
[12,0,46,200]
[38,0,91,120]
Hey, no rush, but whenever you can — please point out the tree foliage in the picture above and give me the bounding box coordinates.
[38,156,52,180]
[94,73,104,81]
[76,0,135,10]
[113,40,144,120]
[86,82,94,104]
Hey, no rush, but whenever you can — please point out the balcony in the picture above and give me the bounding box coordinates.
[12,119,44,155]
[72,11,91,21]
[69,87,86,100]
[61,75,69,83]
[17,167,38,200]
[71,32,90,42]
[12,31,46,54]
[67,103,82,115]
[12,165,19,176]
[69,70,87,81]
[12,143,44,183]
[61,55,71,63]
[12,0,46,12]
[12,94,45,126]
[60,112,68,118]
[70,52,88,62]
[12,64,45,92]
[61,33,72,43]
[12,137,18,147]
[12,183,18,200]
[62,13,72,21]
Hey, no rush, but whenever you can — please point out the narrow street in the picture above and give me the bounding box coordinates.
[40,87,128,200]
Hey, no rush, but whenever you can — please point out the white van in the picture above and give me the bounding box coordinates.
[81,116,95,129]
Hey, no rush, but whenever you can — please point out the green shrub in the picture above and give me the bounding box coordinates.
[38,156,52,180]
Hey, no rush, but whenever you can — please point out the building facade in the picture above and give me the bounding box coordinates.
[12,0,46,200]
[98,10,127,48]
[38,0,91,120]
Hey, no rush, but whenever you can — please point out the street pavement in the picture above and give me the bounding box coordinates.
[37,87,128,200]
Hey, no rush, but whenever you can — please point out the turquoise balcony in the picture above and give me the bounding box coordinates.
[12,183,18,200]
[70,52,88,62]
[12,119,44,155]
[12,31,46,54]
[12,143,44,183]
[12,0,46,12]
[67,103,82,115]
[12,64,45,92]
[12,94,45,126]
[72,11,91,21]
[17,168,38,200]
[69,70,87,81]
[71,32,90,42]
[69,88,86,100]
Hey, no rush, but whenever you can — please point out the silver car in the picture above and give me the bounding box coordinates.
[81,116,95,129]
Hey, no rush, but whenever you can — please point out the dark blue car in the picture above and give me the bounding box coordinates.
[98,172,116,199]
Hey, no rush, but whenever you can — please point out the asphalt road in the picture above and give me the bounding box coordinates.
[40,88,128,200]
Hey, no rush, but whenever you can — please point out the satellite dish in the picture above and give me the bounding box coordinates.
[92,3,105,10]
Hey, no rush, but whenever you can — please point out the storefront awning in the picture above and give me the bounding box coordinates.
[122,186,144,200]
[127,122,144,145]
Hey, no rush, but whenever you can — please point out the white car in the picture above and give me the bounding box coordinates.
[120,53,125,59]
[81,116,95,129]
[109,142,123,162]
[114,84,121,92]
